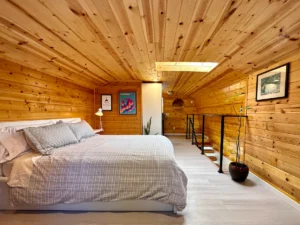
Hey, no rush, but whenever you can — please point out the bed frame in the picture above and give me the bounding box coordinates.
[0,118,177,213]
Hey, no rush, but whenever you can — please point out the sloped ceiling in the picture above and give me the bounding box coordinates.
[0,0,300,95]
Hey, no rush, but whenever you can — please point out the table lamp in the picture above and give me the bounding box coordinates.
[95,108,104,131]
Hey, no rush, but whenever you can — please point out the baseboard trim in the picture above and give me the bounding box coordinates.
[250,172,300,212]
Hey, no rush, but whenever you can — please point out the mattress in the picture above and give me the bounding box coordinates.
[8,135,188,211]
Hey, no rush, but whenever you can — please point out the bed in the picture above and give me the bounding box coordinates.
[0,118,187,213]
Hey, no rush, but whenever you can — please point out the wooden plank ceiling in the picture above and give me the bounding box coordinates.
[0,0,300,96]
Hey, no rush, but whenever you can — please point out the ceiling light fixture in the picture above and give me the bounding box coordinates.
[155,62,218,72]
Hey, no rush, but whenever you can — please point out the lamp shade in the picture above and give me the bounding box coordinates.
[95,108,103,116]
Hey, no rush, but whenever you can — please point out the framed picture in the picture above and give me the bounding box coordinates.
[101,94,112,111]
[119,92,137,115]
[256,63,289,101]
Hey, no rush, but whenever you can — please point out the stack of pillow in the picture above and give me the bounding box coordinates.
[0,128,30,163]
[0,120,95,165]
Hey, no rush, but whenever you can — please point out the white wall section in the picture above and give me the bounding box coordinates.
[142,83,162,135]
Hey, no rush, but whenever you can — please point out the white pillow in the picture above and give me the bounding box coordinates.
[0,127,16,134]
[0,131,30,163]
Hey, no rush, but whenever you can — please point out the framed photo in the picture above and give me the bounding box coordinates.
[256,63,289,101]
[101,94,112,111]
[119,92,137,115]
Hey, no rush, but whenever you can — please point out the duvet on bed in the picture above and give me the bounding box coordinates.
[8,135,188,211]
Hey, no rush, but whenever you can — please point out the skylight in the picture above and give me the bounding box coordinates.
[155,62,218,72]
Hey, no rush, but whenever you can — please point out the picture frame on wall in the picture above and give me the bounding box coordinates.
[119,92,137,115]
[101,94,112,111]
[256,63,290,101]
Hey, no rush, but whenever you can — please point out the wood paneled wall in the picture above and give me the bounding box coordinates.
[193,57,300,203]
[192,70,248,161]
[95,83,142,135]
[163,96,199,134]
[0,59,94,125]
[245,58,300,203]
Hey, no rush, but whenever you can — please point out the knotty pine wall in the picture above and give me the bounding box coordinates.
[163,95,200,134]
[95,83,142,135]
[192,70,248,161]
[0,59,94,125]
[245,58,300,202]
[193,58,300,203]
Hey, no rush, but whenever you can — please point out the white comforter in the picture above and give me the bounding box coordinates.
[9,135,188,211]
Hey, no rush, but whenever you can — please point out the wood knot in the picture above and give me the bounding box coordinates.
[289,38,298,41]
[18,41,28,45]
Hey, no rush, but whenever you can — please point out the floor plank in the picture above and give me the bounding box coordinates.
[0,136,300,225]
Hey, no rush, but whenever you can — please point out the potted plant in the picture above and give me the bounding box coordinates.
[144,117,152,135]
[229,105,249,182]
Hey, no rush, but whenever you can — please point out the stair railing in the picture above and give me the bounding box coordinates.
[189,117,198,147]
[186,113,248,173]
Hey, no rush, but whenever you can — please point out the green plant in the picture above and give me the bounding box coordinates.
[225,92,252,164]
[144,117,152,135]
[236,106,243,164]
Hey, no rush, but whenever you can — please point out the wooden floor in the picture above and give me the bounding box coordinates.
[1,136,300,225]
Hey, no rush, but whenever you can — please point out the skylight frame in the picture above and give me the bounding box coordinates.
[155,62,218,72]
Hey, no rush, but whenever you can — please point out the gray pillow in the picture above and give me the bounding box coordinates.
[24,123,78,155]
[67,120,95,141]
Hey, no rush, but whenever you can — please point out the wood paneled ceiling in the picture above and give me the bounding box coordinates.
[0,0,300,96]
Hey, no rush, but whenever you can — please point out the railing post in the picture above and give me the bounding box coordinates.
[190,118,194,145]
[192,114,194,127]
[219,115,225,173]
[201,115,205,155]
[186,114,188,139]
[192,114,195,144]
[188,116,191,139]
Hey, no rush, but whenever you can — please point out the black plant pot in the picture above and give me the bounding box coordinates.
[229,162,249,182]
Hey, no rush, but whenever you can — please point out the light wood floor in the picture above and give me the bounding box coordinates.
[1,136,300,225]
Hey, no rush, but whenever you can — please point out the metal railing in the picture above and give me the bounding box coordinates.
[186,114,248,173]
